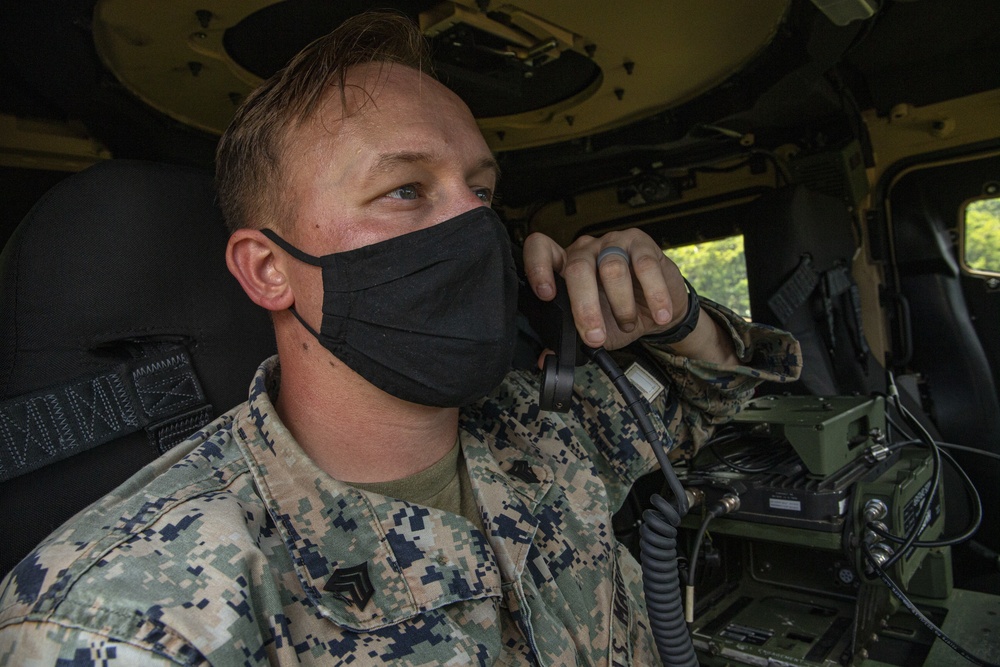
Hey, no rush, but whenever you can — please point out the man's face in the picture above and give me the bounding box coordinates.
[274,64,498,330]
[278,63,498,252]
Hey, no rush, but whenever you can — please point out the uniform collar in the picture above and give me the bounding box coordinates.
[233,357,552,632]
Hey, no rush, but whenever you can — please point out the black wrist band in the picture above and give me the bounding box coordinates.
[643,279,701,345]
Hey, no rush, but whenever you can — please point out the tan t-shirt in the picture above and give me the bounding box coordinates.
[349,439,485,535]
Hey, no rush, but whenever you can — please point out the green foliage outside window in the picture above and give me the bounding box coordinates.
[666,236,751,318]
[965,197,1000,274]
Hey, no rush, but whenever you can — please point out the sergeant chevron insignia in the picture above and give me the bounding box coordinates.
[324,561,375,610]
[506,459,539,484]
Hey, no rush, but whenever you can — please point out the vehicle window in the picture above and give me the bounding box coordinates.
[666,235,750,318]
[964,196,1000,274]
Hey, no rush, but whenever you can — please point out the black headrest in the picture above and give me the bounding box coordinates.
[0,159,275,407]
[0,159,275,576]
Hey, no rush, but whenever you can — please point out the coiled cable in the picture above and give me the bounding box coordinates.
[586,347,697,666]
[641,495,698,666]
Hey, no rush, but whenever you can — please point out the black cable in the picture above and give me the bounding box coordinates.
[686,514,714,593]
[867,447,982,548]
[873,376,942,572]
[586,347,698,666]
[884,411,914,441]
[711,458,772,475]
[862,543,1000,667]
[860,376,1000,665]
[936,441,1000,462]
[879,386,996,548]
[640,496,698,667]
[702,427,741,448]
[875,451,937,572]
[689,124,792,187]
[587,348,688,515]
[683,496,739,624]
[701,427,789,474]
[708,442,787,474]
[881,406,989,463]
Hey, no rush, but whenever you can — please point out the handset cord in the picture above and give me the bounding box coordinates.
[585,347,698,667]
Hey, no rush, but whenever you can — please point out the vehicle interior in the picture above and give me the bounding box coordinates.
[1,1,998,665]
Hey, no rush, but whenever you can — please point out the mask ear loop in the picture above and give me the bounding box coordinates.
[260,228,323,266]
[260,228,325,340]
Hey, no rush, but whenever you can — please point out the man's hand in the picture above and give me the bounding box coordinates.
[522,229,739,364]
[522,230,689,351]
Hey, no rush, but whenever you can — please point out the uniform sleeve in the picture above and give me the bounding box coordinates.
[562,299,801,512]
[0,621,196,666]
[641,299,802,459]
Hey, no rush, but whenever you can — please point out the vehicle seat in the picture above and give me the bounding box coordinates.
[742,185,885,397]
[0,160,276,578]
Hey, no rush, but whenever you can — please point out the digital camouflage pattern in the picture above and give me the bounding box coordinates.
[0,303,800,666]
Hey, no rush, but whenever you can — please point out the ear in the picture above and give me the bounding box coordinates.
[226,229,295,312]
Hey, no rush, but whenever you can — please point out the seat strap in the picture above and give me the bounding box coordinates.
[0,344,213,483]
[767,254,820,324]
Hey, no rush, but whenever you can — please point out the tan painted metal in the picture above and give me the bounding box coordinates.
[91,0,789,150]
[0,115,112,172]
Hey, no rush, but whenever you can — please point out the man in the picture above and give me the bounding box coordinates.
[0,12,799,666]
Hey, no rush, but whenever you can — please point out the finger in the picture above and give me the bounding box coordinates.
[562,242,606,347]
[606,229,686,328]
[522,232,565,301]
[631,249,678,326]
[596,245,638,333]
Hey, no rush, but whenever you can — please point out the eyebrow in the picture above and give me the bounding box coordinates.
[366,151,501,181]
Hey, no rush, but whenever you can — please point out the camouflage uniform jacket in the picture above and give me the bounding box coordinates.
[0,304,800,666]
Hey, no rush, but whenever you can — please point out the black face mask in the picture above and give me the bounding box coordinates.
[262,206,518,407]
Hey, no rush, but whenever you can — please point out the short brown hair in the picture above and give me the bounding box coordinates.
[215,11,433,233]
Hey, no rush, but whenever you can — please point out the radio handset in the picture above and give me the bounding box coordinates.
[516,264,581,413]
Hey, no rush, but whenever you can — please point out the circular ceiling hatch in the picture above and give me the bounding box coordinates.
[92,0,788,151]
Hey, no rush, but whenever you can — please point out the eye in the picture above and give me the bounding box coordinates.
[386,184,419,200]
[473,187,493,204]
